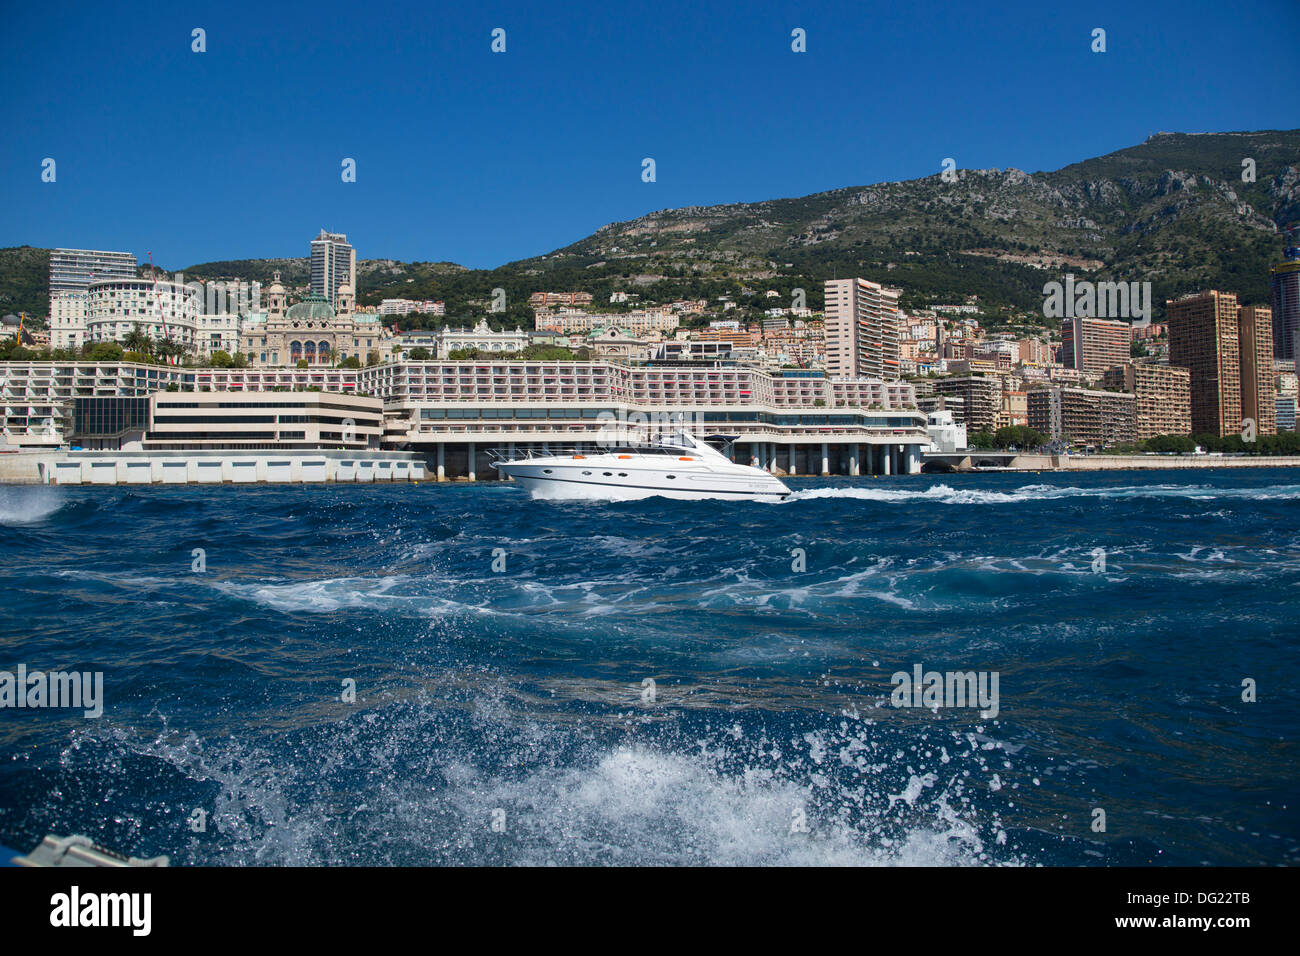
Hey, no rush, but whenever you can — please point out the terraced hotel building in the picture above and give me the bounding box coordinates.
[0,359,929,478]
[369,359,926,477]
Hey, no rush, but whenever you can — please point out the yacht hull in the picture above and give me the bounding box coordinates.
[496,461,791,502]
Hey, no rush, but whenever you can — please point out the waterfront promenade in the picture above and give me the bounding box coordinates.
[926,452,1300,472]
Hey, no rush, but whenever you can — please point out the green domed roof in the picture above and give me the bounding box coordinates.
[285,292,335,322]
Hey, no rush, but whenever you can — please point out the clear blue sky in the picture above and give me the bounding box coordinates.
[1,0,1295,270]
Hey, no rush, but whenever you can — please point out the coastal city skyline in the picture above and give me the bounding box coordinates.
[3,211,1298,466]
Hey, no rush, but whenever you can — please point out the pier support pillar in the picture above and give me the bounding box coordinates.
[436,443,445,482]
[468,443,476,481]
[884,445,892,475]
[789,445,797,476]
[849,445,859,476]
[821,442,829,476]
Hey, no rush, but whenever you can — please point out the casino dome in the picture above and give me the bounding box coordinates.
[285,292,335,323]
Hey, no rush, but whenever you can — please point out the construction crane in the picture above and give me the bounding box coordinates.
[5,311,26,347]
[147,251,173,363]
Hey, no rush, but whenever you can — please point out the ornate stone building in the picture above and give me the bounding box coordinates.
[438,318,529,358]
[240,273,390,367]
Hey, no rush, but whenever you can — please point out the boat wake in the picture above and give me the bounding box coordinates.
[784,482,1300,505]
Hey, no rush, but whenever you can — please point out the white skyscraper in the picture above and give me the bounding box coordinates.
[310,230,356,310]
[48,248,138,350]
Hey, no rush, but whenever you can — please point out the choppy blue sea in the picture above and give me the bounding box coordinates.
[0,469,1296,866]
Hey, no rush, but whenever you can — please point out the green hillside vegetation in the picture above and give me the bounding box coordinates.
[0,246,57,322]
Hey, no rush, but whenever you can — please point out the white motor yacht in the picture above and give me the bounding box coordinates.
[490,433,792,502]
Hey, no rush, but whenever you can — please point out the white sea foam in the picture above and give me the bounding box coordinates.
[209,574,499,618]
[785,482,1300,505]
[70,702,1019,867]
[52,569,177,587]
[210,575,413,612]
[491,745,988,866]
[587,535,673,558]
[0,487,66,525]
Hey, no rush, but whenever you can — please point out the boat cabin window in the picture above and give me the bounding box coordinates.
[606,446,686,456]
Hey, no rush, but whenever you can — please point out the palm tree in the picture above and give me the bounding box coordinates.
[123,323,152,355]
[154,337,184,364]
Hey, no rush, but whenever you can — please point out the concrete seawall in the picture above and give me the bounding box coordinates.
[0,450,427,485]
[0,452,46,484]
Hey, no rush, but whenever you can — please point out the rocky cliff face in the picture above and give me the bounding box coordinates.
[540,130,1299,311]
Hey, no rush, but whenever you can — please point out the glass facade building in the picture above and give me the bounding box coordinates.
[1271,232,1300,361]
[71,396,150,444]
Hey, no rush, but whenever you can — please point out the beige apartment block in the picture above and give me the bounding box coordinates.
[1238,305,1277,437]
[1167,290,1241,437]
[1101,362,1191,440]
[1027,386,1136,448]
[932,375,1003,432]
[1061,316,1130,377]
[824,278,900,379]
[994,389,1027,430]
